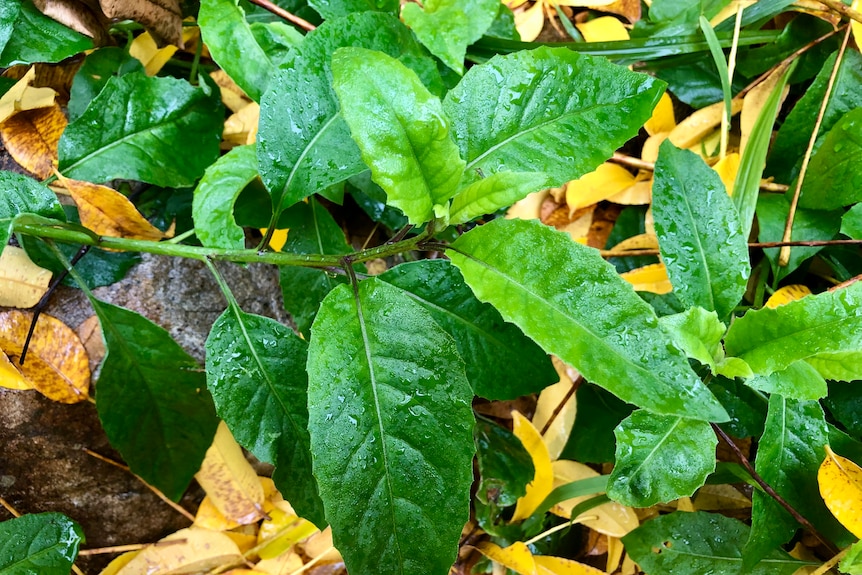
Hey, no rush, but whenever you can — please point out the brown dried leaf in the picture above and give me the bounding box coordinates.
[57,174,169,241]
[0,103,67,179]
[0,68,56,124]
[75,314,106,370]
[32,0,109,43]
[0,310,90,403]
[0,246,52,308]
[590,0,641,23]
[99,0,183,47]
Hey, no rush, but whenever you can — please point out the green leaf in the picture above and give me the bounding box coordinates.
[193,144,259,250]
[607,410,716,506]
[0,1,20,55]
[332,47,465,225]
[768,50,862,182]
[633,0,728,38]
[278,199,353,336]
[698,16,732,120]
[199,0,274,102]
[623,511,806,575]
[443,47,664,220]
[734,60,795,239]
[377,259,555,400]
[0,513,84,575]
[306,279,475,575]
[658,307,725,369]
[308,0,398,19]
[653,141,749,318]
[257,12,441,212]
[745,360,827,400]
[841,540,862,575]
[560,382,634,464]
[724,281,862,376]
[799,107,862,210]
[744,396,851,566]
[58,73,223,188]
[841,203,862,239]
[808,351,862,382]
[249,21,304,67]
[401,0,498,74]
[206,308,325,527]
[0,171,65,256]
[448,171,551,225]
[449,218,728,421]
[757,194,840,282]
[709,376,766,438]
[824,381,862,441]
[92,300,219,501]
[0,1,92,67]
[474,418,534,507]
[68,47,144,122]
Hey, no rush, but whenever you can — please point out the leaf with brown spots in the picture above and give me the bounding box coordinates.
[0,309,90,403]
[0,103,67,179]
[0,245,52,308]
[99,0,183,47]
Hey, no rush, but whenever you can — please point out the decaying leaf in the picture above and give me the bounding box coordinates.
[712,153,739,196]
[818,445,862,538]
[0,68,56,124]
[740,62,791,155]
[476,541,607,575]
[32,0,109,43]
[114,527,243,575]
[692,484,752,510]
[56,173,169,241]
[255,550,304,575]
[620,263,672,294]
[195,421,267,525]
[607,179,651,205]
[0,103,67,179]
[0,245,52,308]
[75,314,106,371]
[511,411,555,522]
[99,551,140,575]
[0,309,90,403]
[765,284,812,309]
[223,102,260,149]
[257,507,317,559]
[668,99,743,149]
[609,232,659,253]
[589,0,640,23]
[210,70,253,113]
[644,92,675,136]
[99,0,183,47]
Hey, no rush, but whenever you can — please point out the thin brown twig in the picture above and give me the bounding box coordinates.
[78,540,187,556]
[0,496,21,517]
[712,423,839,554]
[779,24,853,267]
[71,564,87,575]
[539,375,582,436]
[819,0,862,25]
[246,0,316,31]
[82,448,196,522]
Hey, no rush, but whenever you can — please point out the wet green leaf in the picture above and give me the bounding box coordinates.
[443,47,664,221]
[0,2,19,55]
[249,21,304,67]
[308,0,398,19]
[206,307,325,526]
[474,418,534,507]
[93,300,219,501]
[560,382,633,464]
[652,141,749,319]
[841,203,862,239]
[825,382,862,440]
[745,360,827,400]
[709,376,767,439]
[658,306,726,369]
[68,48,143,122]
[402,0,498,74]
[59,73,223,188]
[449,218,728,421]
[306,279,474,575]
[378,259,555,400]
[607,410,716,506]
[799,107,862,210]
[0,0,92,67]
[199,0,274,102]
[0,513,84,575]
[724,281,862,376]
[193,145,259,250]
[332,47,465,224]
[0,171,65,256]
[624,511,805,575]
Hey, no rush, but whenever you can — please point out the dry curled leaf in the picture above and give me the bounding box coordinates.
[99,0,183,47]
[32,0,109,43]
[0,246,52,308]
[0,309,90,403]
[0,103,67,179]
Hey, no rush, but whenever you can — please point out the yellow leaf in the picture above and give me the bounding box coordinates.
[114,527,243,575]
[299,526,342,563]
[765,284,812,309]
[224,530,258,554]
[641,132,669,164]
[692,484,752,510]
[609,232,658,252]
[740,61,791,155]
[507,190,549,221]
[0,310,90,403]
[676,496,695,511]
[514,1,545,42]
[260,228,289,252]
[0,350,31,391]
[98,551,139,575]
[668,99,743,149]
[0,246,52,308]
[645,93,676,136]
[533,359,577,460]
[606,536,624,573]
[565,163,636,214]
[130,31,179,76]
[195,421,266,525]
[210,70,253,113]
[57,174,168,242]
[620,263,672,294]
[818,445,862,538]
[854,0,862,49]
[550,460,639,537]
[534,554,607,575]
[0,103,67,179]
[223,101,260,148]
[255,550,305,575]
[712,153,740,196]
[511,411,555,522]
[257,507,317,559]
[476,542,606,575]
[607,179,652,205]
[575,16,629,41]
[557,0,616,5]
[194,494,243,531]
[0,67,56,124]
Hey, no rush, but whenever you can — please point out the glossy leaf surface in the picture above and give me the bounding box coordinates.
[0,513,84,575]
[378,259,555,400]
[206,308,325,526]
[59,73,223,187]
[799,106,862,210]
[332,47,465,224]
[474,418,534,507]
[0,1,92,67]
[608,410,716,506]
[94,300,219,501]
[624,511,805,575]
[449,218,727,421]
[652,141,749,318]
[0,171,64,255]
[308,0,398,19]
[306,279,475,575]
[745,360,827,400]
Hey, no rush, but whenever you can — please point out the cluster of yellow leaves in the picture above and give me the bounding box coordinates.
[100,422,343,575]
[506,0,640,42]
